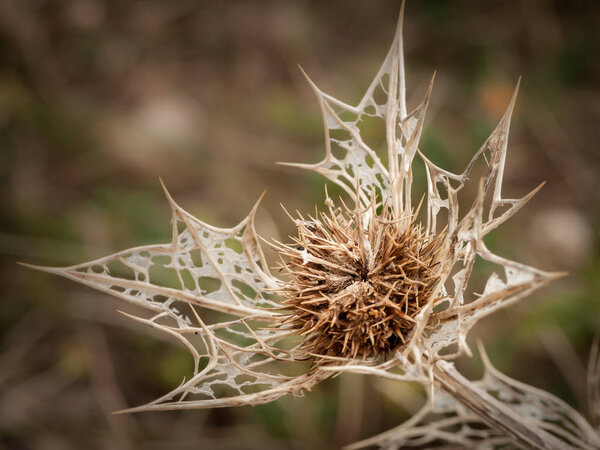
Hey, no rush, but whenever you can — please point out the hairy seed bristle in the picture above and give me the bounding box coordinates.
[276,201,447,359]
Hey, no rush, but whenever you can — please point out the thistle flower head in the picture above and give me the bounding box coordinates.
[25,2,563,418]
[277,200,447,359]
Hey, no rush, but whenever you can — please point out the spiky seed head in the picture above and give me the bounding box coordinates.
[276,200,447,360]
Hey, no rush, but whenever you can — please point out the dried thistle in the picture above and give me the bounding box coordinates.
[276,198,448,360]
[23,3,599,449]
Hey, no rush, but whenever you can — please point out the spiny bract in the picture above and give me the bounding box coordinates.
[276,200,447,359]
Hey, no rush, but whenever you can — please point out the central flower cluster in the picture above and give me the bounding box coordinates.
[277,204,446,359]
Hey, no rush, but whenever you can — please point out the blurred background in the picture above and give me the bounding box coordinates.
[1,0,599,448]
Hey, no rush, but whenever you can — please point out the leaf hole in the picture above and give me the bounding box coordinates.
[198,277,221,294]
[190,249,204,268]
[225,238,243,254]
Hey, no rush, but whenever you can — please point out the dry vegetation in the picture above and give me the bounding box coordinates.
[2,1,600,449]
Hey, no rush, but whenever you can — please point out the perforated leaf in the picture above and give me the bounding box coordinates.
[349,345,600,450]
[24,184,334,410]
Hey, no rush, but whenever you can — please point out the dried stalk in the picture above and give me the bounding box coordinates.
[433,361,566,450]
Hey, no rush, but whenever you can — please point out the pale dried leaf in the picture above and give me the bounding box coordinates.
[24,185,329,410]
[350,344,600,449]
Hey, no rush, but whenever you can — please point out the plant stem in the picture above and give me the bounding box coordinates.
[433,360,567,450]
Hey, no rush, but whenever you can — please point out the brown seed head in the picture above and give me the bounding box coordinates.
[276,201,447,359]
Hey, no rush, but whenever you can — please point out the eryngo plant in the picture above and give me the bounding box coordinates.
[24,3,600,449]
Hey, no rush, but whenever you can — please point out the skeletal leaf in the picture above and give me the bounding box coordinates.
[23,184,330,411]
[349,344,600,450]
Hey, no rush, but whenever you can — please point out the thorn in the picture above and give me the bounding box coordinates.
[515,180,546,207]
[392,0,406,48]
[548,271,569,281]
[502,77,521,123]
[249,190,267,217]
[279,203,295,223]
[413,194,426,220]
[275,161,315,169]
[17,262,65,274]
[111,405,145,415]
[297,64,321,94]
[428,70,437,92]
